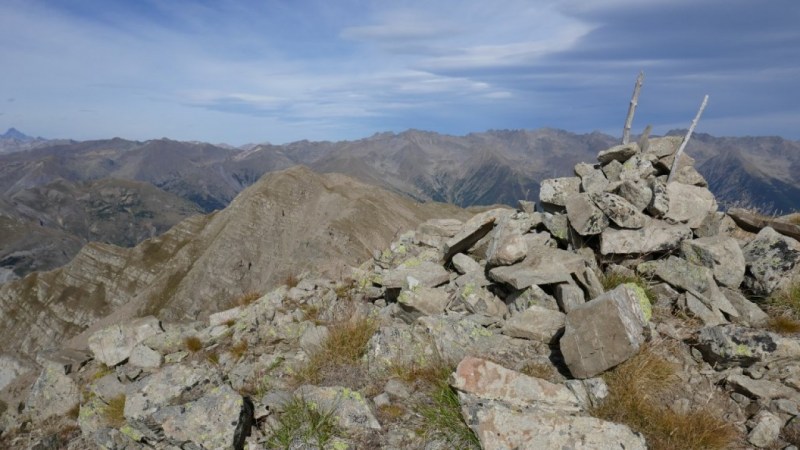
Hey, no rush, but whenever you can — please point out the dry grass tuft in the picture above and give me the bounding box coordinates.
[102,395,127,428]
[767,315,800,334]
[377,404,406,422]
[592,343,738,450]
[601,271,656,303]
[229,340,249,360]
[764,283,800,334]
[235,291,261,307]
[293,315,378,386]
[284,273,300,289]
[184,336,203,353]
[520,361,561,383]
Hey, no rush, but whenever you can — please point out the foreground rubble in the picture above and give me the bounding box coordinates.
[2,135,800,449]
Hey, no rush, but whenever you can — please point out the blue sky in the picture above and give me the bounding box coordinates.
[1,0,798,145]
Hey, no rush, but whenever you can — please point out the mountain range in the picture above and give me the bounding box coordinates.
[0,128,798,281]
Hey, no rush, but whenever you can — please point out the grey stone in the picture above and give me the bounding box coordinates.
[575,164,609,194]
[35,348,91,375]
[208,306,242,327]
[397,286,450,322]
[381,261,450,290]
[299,325,330,355]
[501,305,566,344]
[741,226,800,296]
[522,231,557,249]
[26,365,80,422]
[128,344,163,369]
[665,182,717,229]
[727,374,800,401]
[451,283,508,319]
[673,165,708,186]
[647,177,670,217]
[748,410,784,448]
[574,266,605,301]
[364,323,438,375]
[160,384,252,450]
[542,213,570,242]
[645,136,682,158]
[505,285,560,314]
[619,154,657,181]
[555,283,585,313]
[695,212,738,238]
[517,200,536,214]
[565,193,608,236]
[90,373,126,403]
[683,291,727,326]
[598,143,639,164]
[485,216,527,266]
[722,288,769,327]
[682,236,746,288]
[295,385,380,431]
[540,177,581,207]
[560,284,650,378]
[600,220,692,255]
[693,325,800,369]
[489,248,584,289]
[442,213,497,261]
[616,179,653,212]
[602,160,624,182]
[451,253,481,275]
[88,316,163,367]
[590,192,648,229]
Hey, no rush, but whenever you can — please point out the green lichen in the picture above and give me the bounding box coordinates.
[120,424,144,441]
[332,439,350,450]
[735,344,752,357]
[469,326,493,338]
[460,283,476,300]
[401,257,422,268]
[624,282,652,322]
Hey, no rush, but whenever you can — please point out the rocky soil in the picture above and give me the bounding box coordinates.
[2,136,800,449]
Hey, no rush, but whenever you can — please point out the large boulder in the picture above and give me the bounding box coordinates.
[600,221,692,255]
[88,316,163,367]
[26,365,80,422]
[565,193,608,236]
[693,325,800,369]
[560,284,650,379]
[681,236,746,289]
[664,183,717,229]
[741,227,800,296]
[501,305,565,344]
[539,177,581,207]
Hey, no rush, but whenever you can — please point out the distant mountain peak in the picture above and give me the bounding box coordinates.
[2,127,31,140]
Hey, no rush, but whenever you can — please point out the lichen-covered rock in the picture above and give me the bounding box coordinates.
[693,325,800,369]
[574,163,609,194]
[160,384,253,450]
[128,344,163,369]
[505,285,560,314]
[722,288,769,327]
[590,192,648,229]
[380,261,450,290]
[565,193,608,236]
[555,283,586,313]
[442,213,497,261]
[741,226,800,296]
[597,143,639,164]
[616,179,653,212]
[364,323,437,375]
[451,253,481,275]
[682,236,746,289]
[539,177,581,207]
[294,385,380,431]
[26,365,80,422]
[397,286,450,322]
[88,316,163,367]
[647,177,670,217]
[452,283,508,319]
[748,410,784,448]
[560,284,650,379]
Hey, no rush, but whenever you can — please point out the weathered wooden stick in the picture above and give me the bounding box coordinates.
[667,94,709,183]
[622,71,644,144]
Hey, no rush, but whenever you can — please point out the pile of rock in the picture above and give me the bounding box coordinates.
[3,136,800,449]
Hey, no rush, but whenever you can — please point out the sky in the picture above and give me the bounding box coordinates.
[1,0,798,145]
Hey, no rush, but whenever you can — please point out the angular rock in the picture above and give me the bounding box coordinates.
[695,212,737,238]
[741,226,800,296]
[590,192,648,229]
[597,143,639,164]
[299,325,329,355]
[555,283,586,313]
[560,284,650,378]
[600,220,692,255]
[417,218,463,244]
[364,323,437,375]
[539,177,581,207]
[128,344,163,369]
[485,216,527,266]
[682,291,727,326]
[647,177,670,217]
[602,159,624,182]
[727,374,800,401]
[722,288,769,327]
[565,193,608,236]
[451,253,481,275]
[90,372,126,403]
[208,306,242,327]
[616,179,653,212]
[673,165,707,186]
[452,283,508,319]
[501,305,565,344]
[88,316,163,367]
[645,136,681,159]
[380,261,450,290]
[442,213,497,262]
[160,384,253,450]
[542,213,570,242]
[26,365,80,422]
[489,248,584,289]
[619,154,657,181]
[295,385,380,431]
[505,285,560,314]
[682,236,746,288]
[517,200,536,214]
[397,286,450,321]
[574,163,609,194]
[665,182,717,229]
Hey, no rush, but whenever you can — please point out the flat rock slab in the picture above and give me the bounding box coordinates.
[380,261,450,289]
[591,192,647,229]
[397,286,450,322]
[597,143,639,164]
[560,284,650,379]
[443,214,496,262]
[26,365,80,422]
[693,325,800,369]
[600,221,692,255]
[88,316,163,367]
[295,385,380,431]
[682,236,746,289]
[565,193,608,236]
[489,248,585,289]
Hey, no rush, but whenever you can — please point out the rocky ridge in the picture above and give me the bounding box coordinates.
[2,136,800,449]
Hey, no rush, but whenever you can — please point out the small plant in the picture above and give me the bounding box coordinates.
[235,291,261,307]
[229,340,249,360]
[767,315,800,334]
[377,403,405,421]
[763,283,800,334]
[284,273,300,289]
[601,271,655,302]
[592,343,737,450]
[184,336,203,353]
[206,351,220,366]
[520,361,561,383]
[294,316,378,386]
[418,370,480,449]
[102,395,127,428]
[266,396,341,448]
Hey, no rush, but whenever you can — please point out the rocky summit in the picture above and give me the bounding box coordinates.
[2,134,800,449]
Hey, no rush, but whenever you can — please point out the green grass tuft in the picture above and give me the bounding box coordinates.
[266,396,342,449]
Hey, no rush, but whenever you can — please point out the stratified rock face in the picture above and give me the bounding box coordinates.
[560,284,650,379]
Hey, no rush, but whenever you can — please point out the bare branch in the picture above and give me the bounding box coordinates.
[622,71,644,144]
[667,95,709,183]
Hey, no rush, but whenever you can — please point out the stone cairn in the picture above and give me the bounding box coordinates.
[4,135,800,449]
